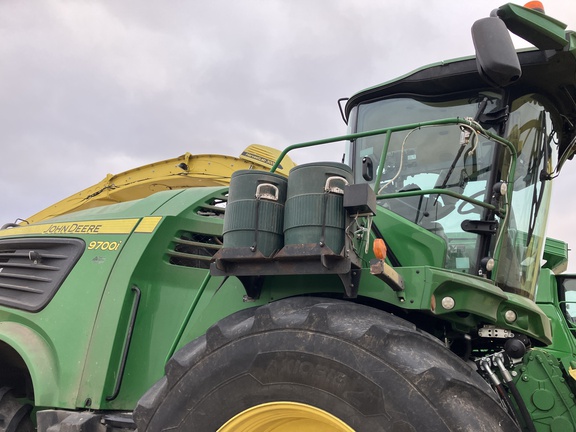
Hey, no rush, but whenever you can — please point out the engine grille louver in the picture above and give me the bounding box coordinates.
[166,192,226,269]
[196,194,227,218]
[0,238,84,312]
[168,232,222,269]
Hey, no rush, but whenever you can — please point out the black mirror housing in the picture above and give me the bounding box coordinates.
[471,17,522,88]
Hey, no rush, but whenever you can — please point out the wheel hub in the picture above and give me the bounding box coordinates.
[217,401,355,432]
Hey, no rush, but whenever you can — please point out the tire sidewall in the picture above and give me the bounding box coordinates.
[138,298,518,432]
[152,330,425,431]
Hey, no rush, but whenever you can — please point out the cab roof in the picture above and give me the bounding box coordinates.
[345,3,576,163]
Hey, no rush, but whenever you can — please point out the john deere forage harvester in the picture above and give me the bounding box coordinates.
[1,3,576,431]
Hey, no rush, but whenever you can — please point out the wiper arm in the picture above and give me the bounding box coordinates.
[434,98,489,203]
[436,125,475,192]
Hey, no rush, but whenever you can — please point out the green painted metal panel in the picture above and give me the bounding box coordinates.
[372,206,447,268]
[0,230,131,408]
[0,322,58,405]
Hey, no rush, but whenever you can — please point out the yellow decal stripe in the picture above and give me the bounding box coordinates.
[134,216,163,233]
[0,219,140,237]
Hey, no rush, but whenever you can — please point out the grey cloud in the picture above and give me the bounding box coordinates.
[2,0,576,270]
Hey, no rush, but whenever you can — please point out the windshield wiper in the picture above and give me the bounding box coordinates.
[435,98,489,196]
[526,114,553,246]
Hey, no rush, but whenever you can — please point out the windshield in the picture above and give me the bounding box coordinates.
[351,95,502,275]
[495,95,556,298]
[349,93,557,298]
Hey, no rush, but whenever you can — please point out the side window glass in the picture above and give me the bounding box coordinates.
[559,277,576,323]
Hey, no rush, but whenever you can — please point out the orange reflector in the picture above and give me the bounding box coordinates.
[373,239,387,260]
[524,1,545,13]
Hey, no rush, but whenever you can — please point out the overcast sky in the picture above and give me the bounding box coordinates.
[2,1,576,270]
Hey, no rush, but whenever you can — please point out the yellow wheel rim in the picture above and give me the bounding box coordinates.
[217,401,355,432]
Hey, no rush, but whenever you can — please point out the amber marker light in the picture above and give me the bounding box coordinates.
[373,238,387,260]
[524,1,545,13]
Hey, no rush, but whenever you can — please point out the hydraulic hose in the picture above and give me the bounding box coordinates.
[506,380,536,432]
[494,355,536,432]
[494,383,519,425]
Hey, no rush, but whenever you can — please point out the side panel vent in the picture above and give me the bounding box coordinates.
[197,194,227,218]
[0,238,85,312]
[168,232,222,269]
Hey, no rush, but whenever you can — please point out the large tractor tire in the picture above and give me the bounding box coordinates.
[134,297,518,431]
[0,387,33,432]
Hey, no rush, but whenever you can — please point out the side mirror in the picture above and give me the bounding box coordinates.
[471,17,522,87]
